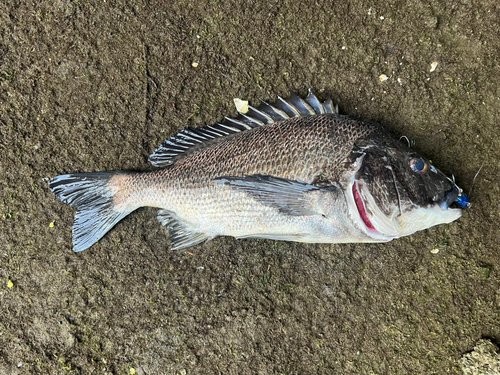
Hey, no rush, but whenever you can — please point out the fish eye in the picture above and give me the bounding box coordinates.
[410,158,428,174]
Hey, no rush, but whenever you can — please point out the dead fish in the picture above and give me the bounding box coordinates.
[49,89,466,252]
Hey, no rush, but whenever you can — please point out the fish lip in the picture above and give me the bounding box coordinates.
[439,184,460,210]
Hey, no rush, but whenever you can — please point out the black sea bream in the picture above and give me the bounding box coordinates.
[50,89,466,252]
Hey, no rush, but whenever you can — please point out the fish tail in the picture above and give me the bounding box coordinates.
[49,172,137,252]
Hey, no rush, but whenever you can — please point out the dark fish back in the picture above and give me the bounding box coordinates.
[163,114,379,188]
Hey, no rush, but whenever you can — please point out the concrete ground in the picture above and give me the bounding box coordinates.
[1,0,499,374]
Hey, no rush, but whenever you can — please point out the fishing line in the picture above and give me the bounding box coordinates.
[467,162,485,200]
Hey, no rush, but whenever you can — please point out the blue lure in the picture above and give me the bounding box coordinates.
[455,194,470,208]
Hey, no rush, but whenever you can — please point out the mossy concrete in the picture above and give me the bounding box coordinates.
[1,1,499,374]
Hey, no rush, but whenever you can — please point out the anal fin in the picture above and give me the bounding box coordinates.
[158,209,211,250]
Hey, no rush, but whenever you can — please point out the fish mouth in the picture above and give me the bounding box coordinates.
[439,184,460,210]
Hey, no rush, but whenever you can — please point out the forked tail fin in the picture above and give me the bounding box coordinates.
[49,172,136,252]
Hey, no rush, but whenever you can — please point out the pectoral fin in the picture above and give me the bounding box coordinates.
[215,175,337,216]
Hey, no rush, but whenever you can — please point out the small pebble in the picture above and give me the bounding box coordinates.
[379,74,388,82]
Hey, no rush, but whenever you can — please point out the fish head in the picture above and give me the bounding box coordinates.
[345,134,463,240]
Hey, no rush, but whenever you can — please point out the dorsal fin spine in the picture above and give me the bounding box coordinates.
[259,100,290,120]
[169,142,190,149]
[216,122,242,133]
[305,87,325,114]
[322,94,335,114]
[177,136,197,144]
[247,105,274,124]
[288,90,315,115]
[224,117,253,130]
[176,135,198,144]
[277,96,301,117]
[238,113,264,127]
[206,126,227,136]
[179,133,203,143]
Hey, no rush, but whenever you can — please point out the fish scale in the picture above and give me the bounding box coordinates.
[164,115,378,185]
[49,89,466,252]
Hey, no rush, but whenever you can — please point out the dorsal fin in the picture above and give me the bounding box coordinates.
[149,88,336,167]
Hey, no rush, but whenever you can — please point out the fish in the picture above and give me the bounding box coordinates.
[49,88,466,252]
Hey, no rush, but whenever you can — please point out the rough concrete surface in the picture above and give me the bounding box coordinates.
[0,0,499,374]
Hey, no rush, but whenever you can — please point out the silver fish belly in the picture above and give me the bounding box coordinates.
[49,89,464,252]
